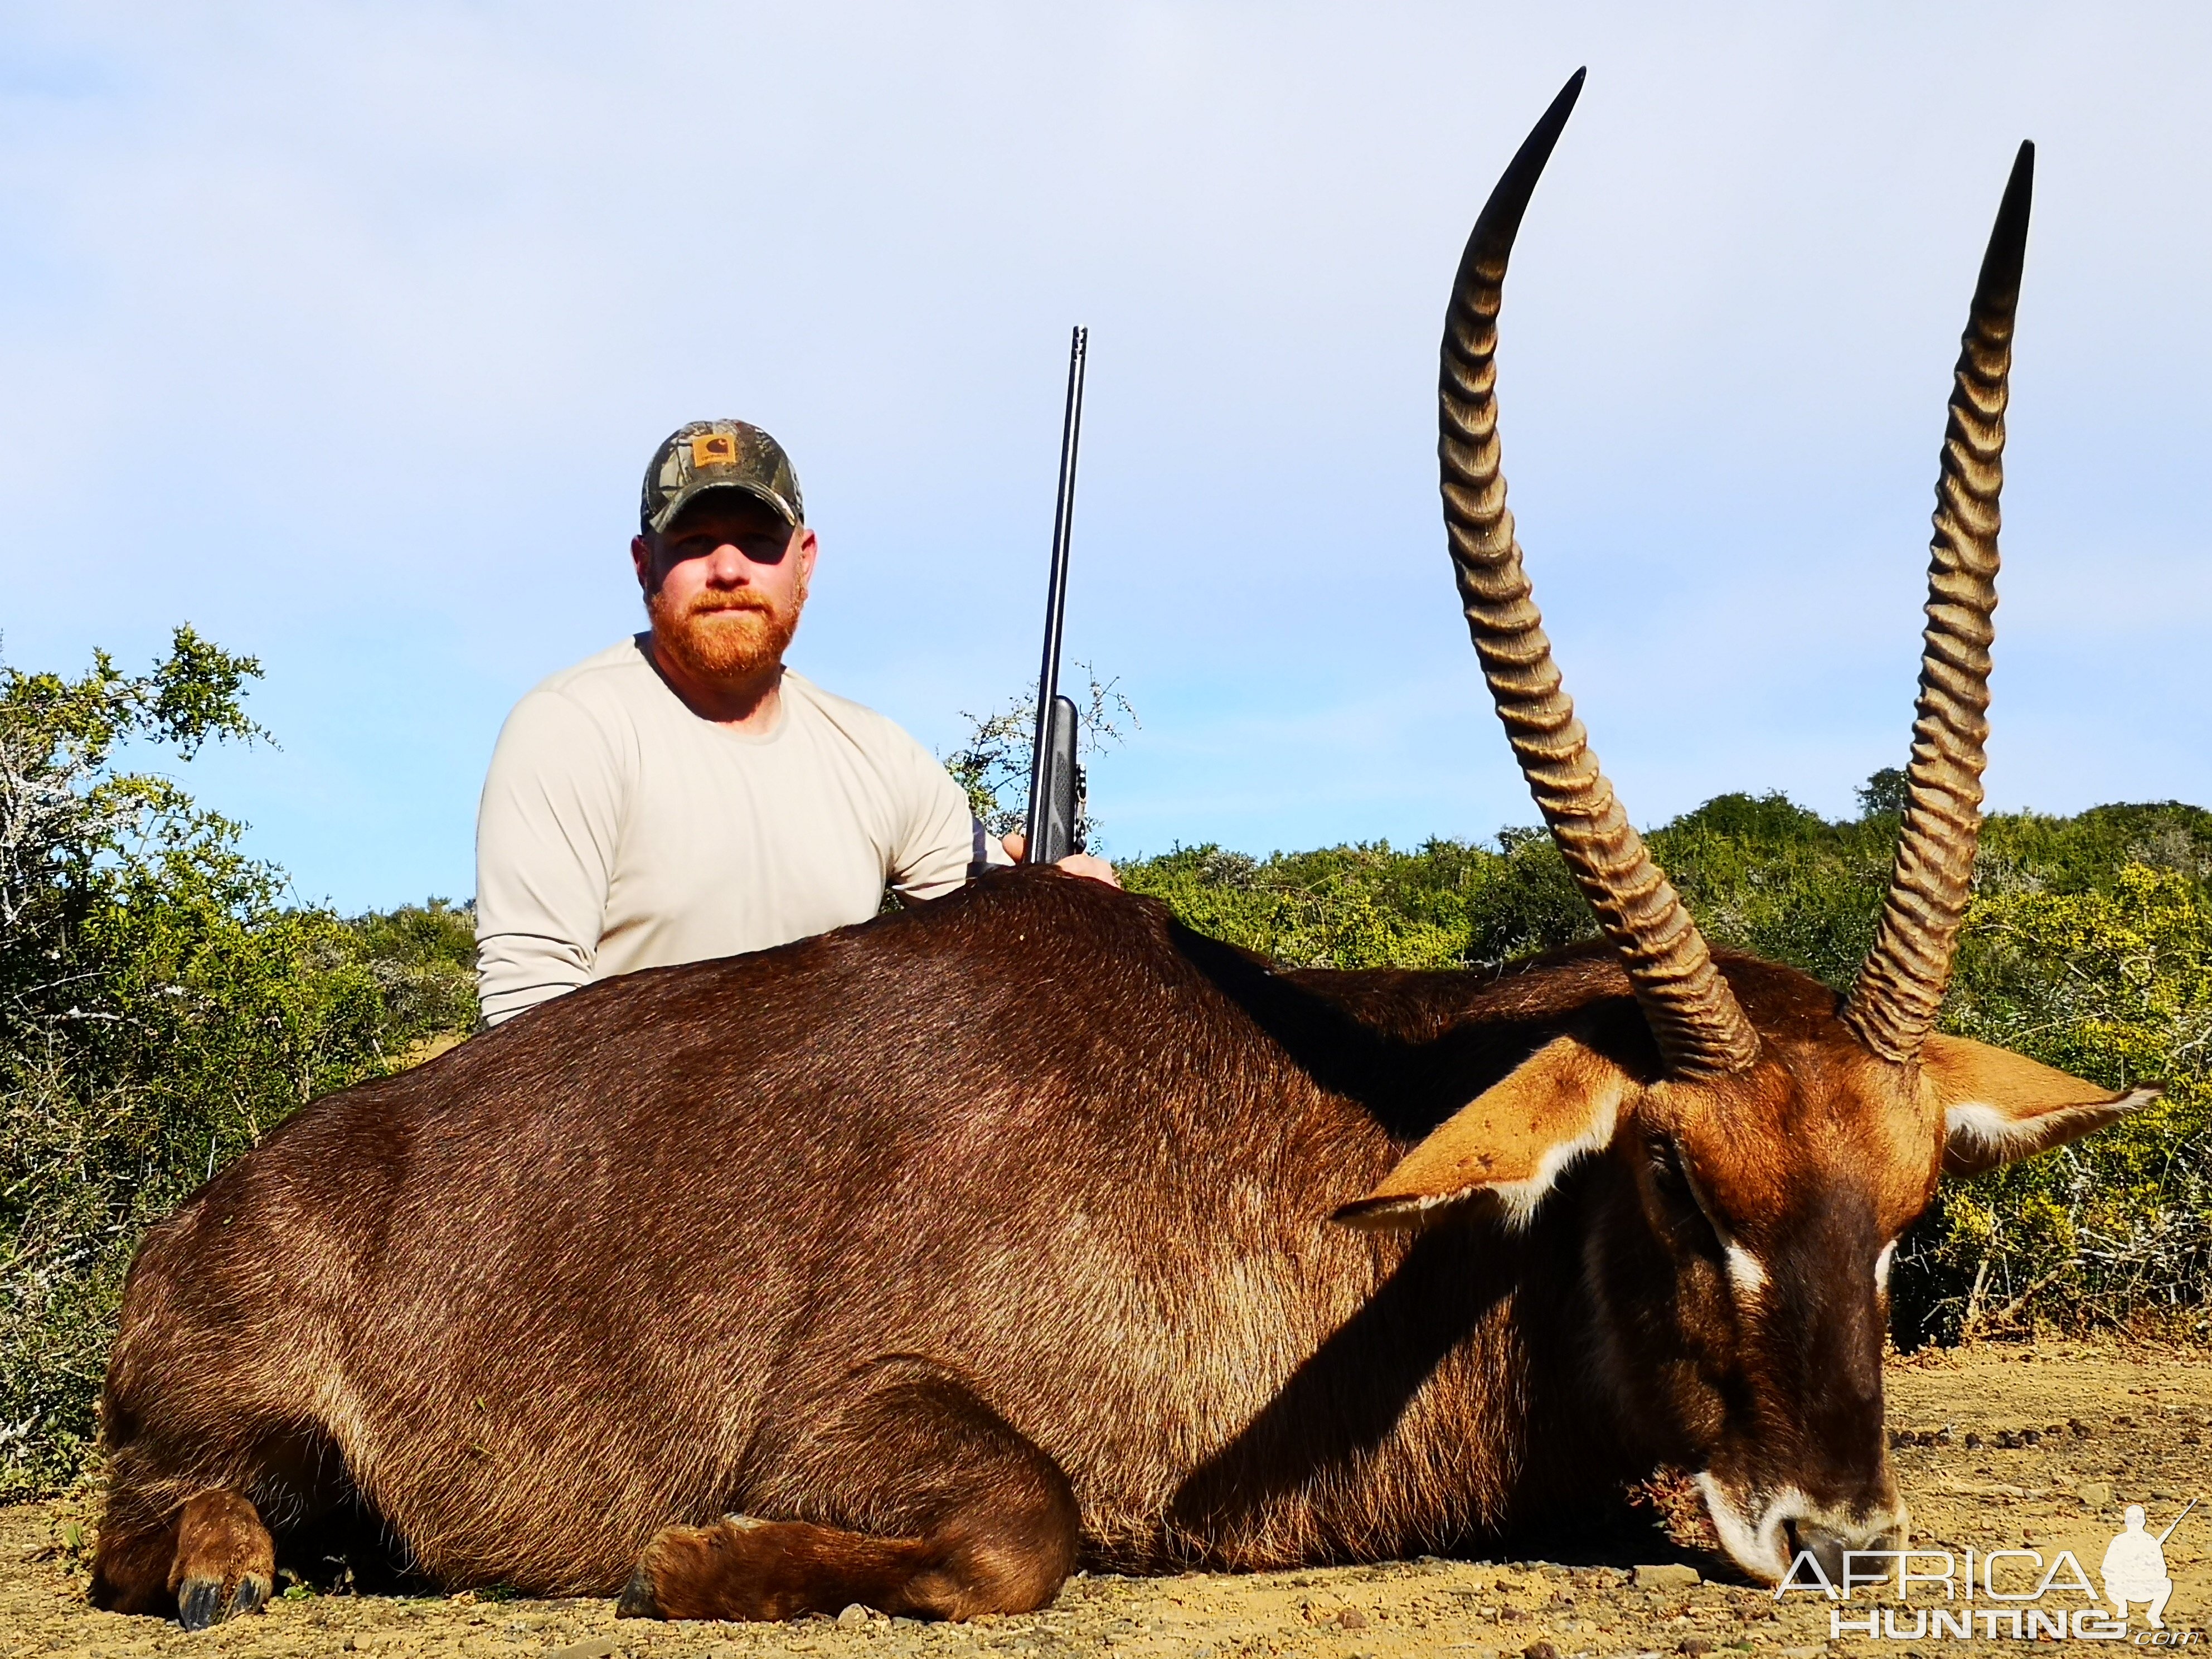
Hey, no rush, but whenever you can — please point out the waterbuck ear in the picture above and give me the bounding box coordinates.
[1333,1036,1633,1232]
[1925,1032,2162,1179]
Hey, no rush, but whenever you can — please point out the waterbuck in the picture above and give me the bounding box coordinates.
[92,73,2155,1629]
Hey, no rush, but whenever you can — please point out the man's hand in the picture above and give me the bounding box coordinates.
[1000,832,1120,889]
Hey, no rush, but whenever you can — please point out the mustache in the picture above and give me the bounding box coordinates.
[675,590,778,617]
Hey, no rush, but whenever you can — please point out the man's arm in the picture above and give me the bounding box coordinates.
[474,690,624,1024]
[881,733,1116,904]
[884,747,1007,905]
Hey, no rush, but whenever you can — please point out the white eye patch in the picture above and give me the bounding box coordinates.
[1672,1158,1767,1301]
[1724,1241,1769,1297]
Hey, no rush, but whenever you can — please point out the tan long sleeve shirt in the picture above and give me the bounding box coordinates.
[474,636,997,1025]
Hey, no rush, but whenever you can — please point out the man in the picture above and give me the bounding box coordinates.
[475,419,1113,1026]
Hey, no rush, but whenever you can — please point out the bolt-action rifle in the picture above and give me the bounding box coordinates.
[1023,326,1088,865]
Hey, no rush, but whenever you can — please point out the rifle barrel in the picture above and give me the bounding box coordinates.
[2157,1496,2197,1544]
[1025,326,1088,861]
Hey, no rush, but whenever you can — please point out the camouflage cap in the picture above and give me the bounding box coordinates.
[639,420,804,535]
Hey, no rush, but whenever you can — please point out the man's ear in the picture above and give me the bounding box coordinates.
[1924,1031,2162,1179]
[631,534,655,593]
[793,526,819,595]
[1333,1036,1633,1232]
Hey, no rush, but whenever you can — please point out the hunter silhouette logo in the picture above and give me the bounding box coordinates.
[1775,1498,2198,1643]
[2106,1501,2193,1629]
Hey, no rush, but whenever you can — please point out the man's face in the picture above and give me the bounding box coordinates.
[632,493,818,686]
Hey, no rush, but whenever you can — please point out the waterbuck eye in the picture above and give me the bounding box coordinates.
[1645,1136,1723,1257]
[1646,1134,1690,1192]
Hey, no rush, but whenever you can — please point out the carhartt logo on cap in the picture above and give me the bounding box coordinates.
[691,434,739,468]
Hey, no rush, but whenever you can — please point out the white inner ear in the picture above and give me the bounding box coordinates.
[1943,1099,2040,1154]
[1875,1239,1898,1292]
[1485,1084,1624,1231]
[1944,1087,2158,1157]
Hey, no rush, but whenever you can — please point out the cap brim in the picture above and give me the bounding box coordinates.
[647,478,801,536]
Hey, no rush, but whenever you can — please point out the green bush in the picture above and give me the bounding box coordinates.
[1123,833,1594,972]
[1911,862,2210,1340]
[0,633,477,1500]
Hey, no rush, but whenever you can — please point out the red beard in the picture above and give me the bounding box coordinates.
[647,585,802,683]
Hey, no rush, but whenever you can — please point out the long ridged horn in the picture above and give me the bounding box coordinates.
[1442,70,1761,1080]
[1842,143,2035,1064]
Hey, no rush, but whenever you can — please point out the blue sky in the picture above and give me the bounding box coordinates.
[3,5,2207,912]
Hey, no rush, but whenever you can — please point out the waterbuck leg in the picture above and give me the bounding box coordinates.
[92,1488,276,1629]
[87,1504,184,1618]
[171,1490,276,1628]
[94,1405,345,1624]
[618,1357,1078,1622]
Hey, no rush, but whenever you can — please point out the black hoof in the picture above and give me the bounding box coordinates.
[176,1571,271,1630]
[614,1566,662,1620]
[176,1579,222,1631]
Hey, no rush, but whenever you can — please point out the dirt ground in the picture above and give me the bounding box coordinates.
[7,1340,2208,1658]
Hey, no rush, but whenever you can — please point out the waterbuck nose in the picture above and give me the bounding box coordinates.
[1786,1515,1905,1587]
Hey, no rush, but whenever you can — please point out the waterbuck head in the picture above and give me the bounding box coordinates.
[1337,73,2160,1584]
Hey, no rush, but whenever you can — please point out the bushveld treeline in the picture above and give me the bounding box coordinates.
[3,635,2207,1501]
